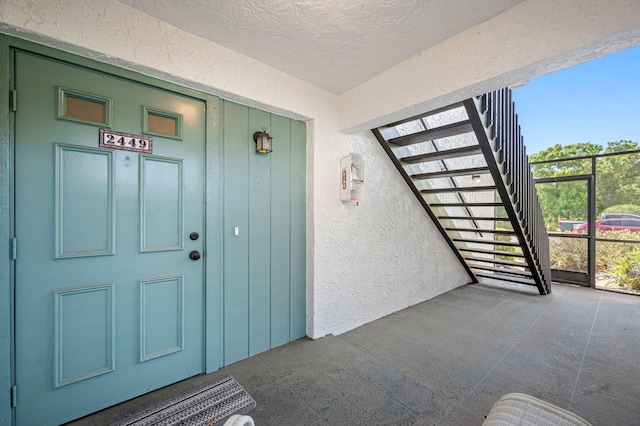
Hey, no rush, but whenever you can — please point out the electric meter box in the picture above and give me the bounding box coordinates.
[340,153,364,205]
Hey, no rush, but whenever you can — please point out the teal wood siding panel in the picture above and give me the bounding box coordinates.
[270,114,292,347]
[248,108,272,356]
[290,120,307,340]
[221,100,306,365]
[205,95,224,373]
[223,101,250,364]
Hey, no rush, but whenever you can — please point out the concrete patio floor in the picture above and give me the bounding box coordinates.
[69,281,640,425]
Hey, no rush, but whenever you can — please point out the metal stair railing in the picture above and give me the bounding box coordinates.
[463,89,551,294]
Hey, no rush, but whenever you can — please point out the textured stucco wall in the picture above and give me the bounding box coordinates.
[311,130,471,336]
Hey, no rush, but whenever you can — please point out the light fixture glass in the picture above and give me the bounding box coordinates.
[471,174,481,184]
[253,127,273,154]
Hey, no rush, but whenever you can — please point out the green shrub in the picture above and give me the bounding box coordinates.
[600,204,640,216]
[548,230,636,272]
[595,230,638,268]
[549,238,587,271]
[609,248,640,290]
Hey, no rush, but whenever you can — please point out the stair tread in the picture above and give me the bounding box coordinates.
[412,166,490,180]
[421,185,496,194]
[476,272,537,286]
[383,102,464,128]
[464,256,530,268]
[430,202,503,207]
[446,227,515,234]
[453,237,521,247]
[388,120,474,146]
[469,264,532,277]
[458,247,525,258]
[439,216,510,221]
[400,144,482,164]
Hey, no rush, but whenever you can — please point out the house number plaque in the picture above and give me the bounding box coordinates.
[99,128,153,153]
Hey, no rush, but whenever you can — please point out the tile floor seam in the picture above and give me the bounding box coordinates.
[437,285,568,419]
[397,292,528,415]
[310,344,407,419]
[405,294,517,362]
[323,336,452,422]
[469,286,566,392]
[254,352,331,423]
[401,295,466,321]
[567,291,603,409]
[400,365,469,407]
[353,296,471,350]
[307,349,428,424]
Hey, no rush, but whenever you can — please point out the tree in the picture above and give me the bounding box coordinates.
[530,141,640,227]
[534,180,588,228]
[530,143,602,178]
[597,140,640,209]
[530,143,601,227]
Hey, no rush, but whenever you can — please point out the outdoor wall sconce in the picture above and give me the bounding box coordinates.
[253,127,273,154]
[471,174,481,184]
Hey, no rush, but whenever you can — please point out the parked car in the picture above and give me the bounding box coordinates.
[600,212,640,219]
[558,220,587,232]
[573,218,640,232]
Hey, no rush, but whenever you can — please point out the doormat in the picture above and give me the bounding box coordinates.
[112,375,256,426]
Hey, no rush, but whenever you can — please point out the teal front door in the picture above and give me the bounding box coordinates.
[14,51,206,425]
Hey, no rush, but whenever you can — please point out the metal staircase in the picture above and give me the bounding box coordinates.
[372,88,551,295]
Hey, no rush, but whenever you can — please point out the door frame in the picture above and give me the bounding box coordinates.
[535,175,595,287]
[0,35,225,425]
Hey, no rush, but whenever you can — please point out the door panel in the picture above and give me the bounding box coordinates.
[14,51,205,425]
[54,283,115,388]
[55,144,115,258]
[139,155,184,252]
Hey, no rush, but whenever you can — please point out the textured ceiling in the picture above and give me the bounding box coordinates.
[117,0,524,94]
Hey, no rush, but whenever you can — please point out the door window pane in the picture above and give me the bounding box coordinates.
[57,88,111,126]
[143,107,183,139]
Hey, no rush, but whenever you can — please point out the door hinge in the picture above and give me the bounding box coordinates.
[10,237,17,260]
[10,385,17,408]
[9,90,17,112]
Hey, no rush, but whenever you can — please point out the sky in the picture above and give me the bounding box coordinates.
[512,45,640,156]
